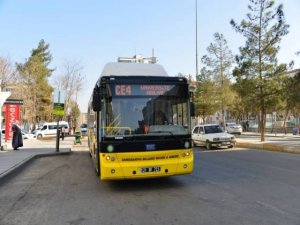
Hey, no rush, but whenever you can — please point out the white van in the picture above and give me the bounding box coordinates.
[36,121,69,139]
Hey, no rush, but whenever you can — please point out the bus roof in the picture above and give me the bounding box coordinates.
[100,62,168,77]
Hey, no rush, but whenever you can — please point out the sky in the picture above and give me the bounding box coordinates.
[1,0,300,113]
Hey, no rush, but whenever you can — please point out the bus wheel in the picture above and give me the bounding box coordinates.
[95,149,100,177]
[95,166,100,176]
[95,161,100,177]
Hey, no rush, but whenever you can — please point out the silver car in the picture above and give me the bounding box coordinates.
[225,122,242,135]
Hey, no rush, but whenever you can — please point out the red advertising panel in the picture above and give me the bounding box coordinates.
[5,104,20,141]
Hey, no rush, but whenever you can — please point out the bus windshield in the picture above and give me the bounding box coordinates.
[102,84,190,137]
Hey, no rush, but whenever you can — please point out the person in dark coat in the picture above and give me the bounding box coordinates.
[12,124,23,150]
[245,121,249,132]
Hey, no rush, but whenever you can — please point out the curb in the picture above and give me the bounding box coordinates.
[235,142,300,154]
[0,149,71,186]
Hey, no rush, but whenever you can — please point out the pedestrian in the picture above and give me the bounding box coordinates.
[242,121,246,132]
[246,121,249,132]
[12,123,23,150]
[61,126,65,140]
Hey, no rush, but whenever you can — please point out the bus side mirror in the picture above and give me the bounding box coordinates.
[92,86,102,111]
[190,102,195,117]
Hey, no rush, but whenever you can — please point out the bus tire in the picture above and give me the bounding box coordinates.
[95,161,100,177]
[95,165,100,177]
[95,147,100,177]
[88,141,92,157]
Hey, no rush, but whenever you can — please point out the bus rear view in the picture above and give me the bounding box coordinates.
[88,59,194,180]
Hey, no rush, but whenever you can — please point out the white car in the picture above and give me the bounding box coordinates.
[225,122,242,135]
[192,124,236,150]
[80,123,88,136]
[1,129,36,139]
[21,130,36,139]
[36,121,69,139]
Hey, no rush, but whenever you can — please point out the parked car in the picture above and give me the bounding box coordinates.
[21,130,36,139]
[31,125,43,135]
[80,123,88,136]
[1,128,35,140]
[192,124,236,150]
[225,122,242,135]
[36,121,69,139]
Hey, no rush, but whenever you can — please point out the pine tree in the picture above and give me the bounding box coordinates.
[16,39,54,125]
[195,67,219,123]
[281,71,300,129]
[231,0,289,141]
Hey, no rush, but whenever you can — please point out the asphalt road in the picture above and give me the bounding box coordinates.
[0,148,300,225]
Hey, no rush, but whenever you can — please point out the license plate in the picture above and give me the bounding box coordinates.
[140,166,161,173]
[222,142,230,145]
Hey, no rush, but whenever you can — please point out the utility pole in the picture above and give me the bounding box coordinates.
[56,90,60,152]
[195,0,199,78]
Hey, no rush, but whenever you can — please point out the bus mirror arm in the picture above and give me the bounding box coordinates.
[190,102,195,117]
[92,86,102,111]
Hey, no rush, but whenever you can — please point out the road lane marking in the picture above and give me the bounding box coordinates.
[255,200,287,215]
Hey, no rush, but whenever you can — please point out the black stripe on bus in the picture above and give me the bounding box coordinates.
[100,136,191,153]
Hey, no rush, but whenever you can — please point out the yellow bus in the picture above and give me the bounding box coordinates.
[88,62,194,180]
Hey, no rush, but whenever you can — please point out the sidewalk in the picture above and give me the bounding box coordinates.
[0,136,88,183]
[235,132,300,153]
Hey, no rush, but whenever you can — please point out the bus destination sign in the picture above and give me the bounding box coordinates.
[114,84,175,96]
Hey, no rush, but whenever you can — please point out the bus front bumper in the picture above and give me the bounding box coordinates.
[99,149,194,180]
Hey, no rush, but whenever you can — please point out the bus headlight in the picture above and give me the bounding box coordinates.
[184,141,190,149]
[107,144,114,152]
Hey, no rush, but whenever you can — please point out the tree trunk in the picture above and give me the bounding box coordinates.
[260,110,266,142]
[283,109,289,134]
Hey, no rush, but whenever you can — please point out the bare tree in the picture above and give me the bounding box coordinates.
[54,60,85,118]
[0,56,17,90]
